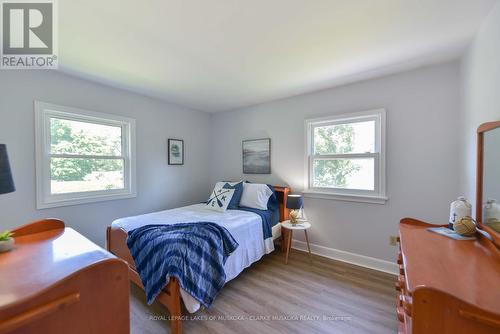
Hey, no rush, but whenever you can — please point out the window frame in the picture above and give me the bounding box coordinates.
[35,101,136,209]
[304,109,387,204]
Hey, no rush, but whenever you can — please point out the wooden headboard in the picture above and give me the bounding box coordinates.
[273,186,290,222]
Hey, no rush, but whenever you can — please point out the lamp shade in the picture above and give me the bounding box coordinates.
[286,194,303,210]
[0,144,15,195]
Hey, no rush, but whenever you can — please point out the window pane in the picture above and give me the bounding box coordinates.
[50,118,122,156]
[50,157,124,194]
[314,120,375,154]
[313,158,374,190]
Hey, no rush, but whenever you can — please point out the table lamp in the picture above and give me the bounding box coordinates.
[0,144,15,252]
[0,144,15,195]
[286,194,304,224]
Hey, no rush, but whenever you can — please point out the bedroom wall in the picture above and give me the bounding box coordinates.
[210,61,461,272]
[0,70,212,246]
[460,1,500,210]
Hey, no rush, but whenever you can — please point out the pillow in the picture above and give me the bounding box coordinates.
[206,183,235,212]
[266,185,280,226]
[266,185,278,212]
[221,181,243,209]
[239,183,273,210]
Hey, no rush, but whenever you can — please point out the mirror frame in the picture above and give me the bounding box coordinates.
[476,121,500,248]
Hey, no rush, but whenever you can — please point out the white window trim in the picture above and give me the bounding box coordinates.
[35,101,137,209]
[303,108,387,204]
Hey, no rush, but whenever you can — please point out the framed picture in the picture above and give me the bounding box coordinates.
[243,138,271,174]
[168,139,184,165]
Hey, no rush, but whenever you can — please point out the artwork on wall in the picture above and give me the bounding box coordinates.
[168,139,184,165]
[243,138,271,174]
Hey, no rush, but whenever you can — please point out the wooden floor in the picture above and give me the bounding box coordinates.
[130,248,397,334]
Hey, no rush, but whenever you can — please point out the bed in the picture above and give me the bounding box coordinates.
[106,185,290,334]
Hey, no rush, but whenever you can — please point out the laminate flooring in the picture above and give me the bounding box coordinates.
[130,248,397,334]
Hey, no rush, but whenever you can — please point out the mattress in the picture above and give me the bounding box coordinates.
[112,203,278,313]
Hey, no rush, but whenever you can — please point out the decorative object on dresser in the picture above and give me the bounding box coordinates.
[396,218,500,334]
[453,216,477,237]
[0,230,14,253]
[0,219,130,334]
[449,196,472,229]
[286,194,304,224]
[281,220,312,264]
[242,138,271,174]
[484,199,500,232]
[168,138,184,165]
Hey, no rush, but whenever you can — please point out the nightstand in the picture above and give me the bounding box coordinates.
[281,220,312,264]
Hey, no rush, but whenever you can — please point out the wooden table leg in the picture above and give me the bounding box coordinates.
[304,230,312,260]
[285,229,293,264]
[281,228,288,252]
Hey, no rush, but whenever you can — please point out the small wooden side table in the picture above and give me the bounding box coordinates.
[281,220,312,264]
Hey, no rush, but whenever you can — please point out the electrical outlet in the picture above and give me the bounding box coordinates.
[389,235,398,246]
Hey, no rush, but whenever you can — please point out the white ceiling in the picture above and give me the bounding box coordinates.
[59,0,497,112]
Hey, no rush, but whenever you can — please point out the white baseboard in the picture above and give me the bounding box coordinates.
[291,239,398,275]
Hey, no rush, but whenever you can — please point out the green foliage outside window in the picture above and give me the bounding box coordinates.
[313,124,360,188]
[50,119,122,181]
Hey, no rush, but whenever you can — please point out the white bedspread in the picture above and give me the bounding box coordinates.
[112,204,275,313]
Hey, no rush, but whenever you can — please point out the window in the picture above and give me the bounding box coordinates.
[304,109,387,204]
[35,102,136,209]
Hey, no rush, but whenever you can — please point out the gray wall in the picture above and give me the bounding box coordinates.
[0,54,465,266]
[0,70,212,246]
[460,1,500,211]
[211,62,461,263]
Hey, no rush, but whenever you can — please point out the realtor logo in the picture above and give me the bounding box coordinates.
[1,0,58,69]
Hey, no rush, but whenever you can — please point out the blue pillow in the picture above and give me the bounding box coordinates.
[223,182,244,210]
[266,185,280,226]
[266,185,278,212]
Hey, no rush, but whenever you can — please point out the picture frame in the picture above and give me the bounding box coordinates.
[168,139,184,165]
[242,138,271,174]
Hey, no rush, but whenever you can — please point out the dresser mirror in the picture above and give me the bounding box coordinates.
[477,121,500,247]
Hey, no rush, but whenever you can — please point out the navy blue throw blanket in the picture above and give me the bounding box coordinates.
[127,222,239,307]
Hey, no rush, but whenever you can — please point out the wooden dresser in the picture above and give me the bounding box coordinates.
[396,218,500,334]
[0,220,130,334]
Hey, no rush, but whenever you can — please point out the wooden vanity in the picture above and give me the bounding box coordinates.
[0,220,130,334]
[396,218,500,334]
